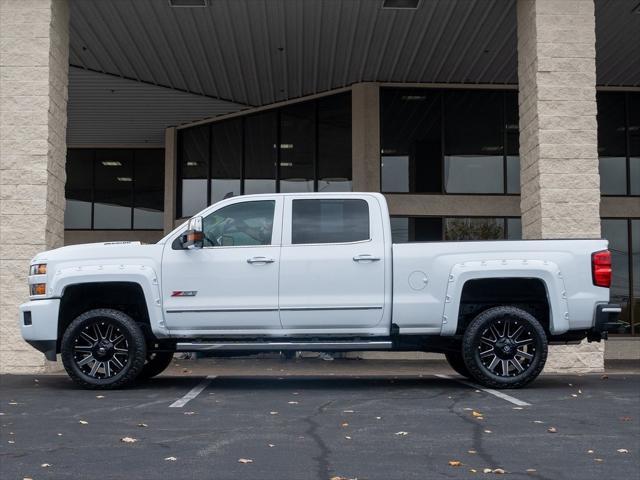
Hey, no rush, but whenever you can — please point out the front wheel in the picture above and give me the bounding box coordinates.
[61,309,147,389]
[462,306,548,389]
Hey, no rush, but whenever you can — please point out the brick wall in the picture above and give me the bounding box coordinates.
[0,0,69,373]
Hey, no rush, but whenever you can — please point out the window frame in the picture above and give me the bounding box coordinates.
[64,148,165,231]
[379,87,521,197]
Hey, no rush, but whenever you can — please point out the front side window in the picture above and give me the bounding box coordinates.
[202,200,275,247]
[291,199,369,245]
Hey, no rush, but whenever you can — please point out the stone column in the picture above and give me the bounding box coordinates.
[0,0,69,373]
[351,83,380,192]
[517,0,603,372]
[163,127,177,234]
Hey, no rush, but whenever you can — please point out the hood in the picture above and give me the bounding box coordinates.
[31,241,161,266]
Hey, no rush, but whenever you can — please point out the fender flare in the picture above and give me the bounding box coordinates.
[51,264,169,338]
[440,259,570,336]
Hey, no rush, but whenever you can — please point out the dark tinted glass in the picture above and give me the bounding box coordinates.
[180,125,209,216]
[65,150,93,229]
[318,93,352,192]
[390,217,442,242]
[210,119,241,203]
[381,89,442,193]
[280,102,315,193]
[629,94,640,195]
[133,149,164,229]
[292,199,369,244]
[444,217,505,241]
[444,91,504,193]
[244,112,277,194]
[202,200,275,247]
[633,220,639,334]
[506,218,522,240]
[93,150,133,229]
[597,93,627,195]
[602,219,631,331]
[505,92,521,194]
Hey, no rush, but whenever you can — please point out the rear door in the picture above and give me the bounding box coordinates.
[279,195,386,330]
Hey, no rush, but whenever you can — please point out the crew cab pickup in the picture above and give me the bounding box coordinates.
[20,193,620,389]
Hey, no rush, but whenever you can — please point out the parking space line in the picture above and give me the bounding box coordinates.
[435,374,531,407]
[169,375,216,408]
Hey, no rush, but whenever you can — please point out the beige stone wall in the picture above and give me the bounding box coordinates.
[0,0,69,373]
[517,0,603,372]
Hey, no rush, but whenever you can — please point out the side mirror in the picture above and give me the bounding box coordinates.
[180,216,204,250]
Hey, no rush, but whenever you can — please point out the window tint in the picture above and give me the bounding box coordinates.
[93,150,134,229]
[291,199,369,244]
[280,102,315,193]
[180,125,209,216]
[202,200,275,247]
[211,119,241,203]
[390,216,521,242]
[133,150,165,229]
[65,150,93,229]
[244,112,277,195]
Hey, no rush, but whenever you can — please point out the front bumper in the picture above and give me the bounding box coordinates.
[587,303,623,342]
[19,299,60,361]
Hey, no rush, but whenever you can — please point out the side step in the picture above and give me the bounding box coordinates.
[176,340,393,352]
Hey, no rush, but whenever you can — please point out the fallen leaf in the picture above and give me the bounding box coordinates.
[493,468,506,474]
[78,420,88,425]
[448,460,462,467]
[594,458,604,463]
[587,449,594,454]
[601,374,609,380]
[533,420,544,424]
[288,401,299,405]
[8,402,18,405]
[468,450,477,454]
[270,411,278,415]
[137,423,148,428]
[343,410,354,413]
[345,436,351,440]
[472,411,483,418]
[376,416,382,420]
[164,456,177,461]
[120,437,138,443]
[483,468,492,474]
[184,411,196,416]
[571,394,578,398]
[470,468,477,473]
[8,440,15,444]
[484,430,492,434]
[57,433,62,437]
[512,406,523,410]
[547,427,557,433]
[620,416,632,422]
[41,463,51,468]
[238,458,253,464]
[341,422,349,427]
[526,469,537,473]
[394,431,408,436]
[578,389,582,394]
[268,444,275,448]
[95,395,104,399]
[617,449,629,454]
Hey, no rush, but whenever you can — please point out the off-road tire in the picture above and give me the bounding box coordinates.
[138,351,174,380]
[445,350,472,379]
[462,306,548,389]
[61,309,147,389]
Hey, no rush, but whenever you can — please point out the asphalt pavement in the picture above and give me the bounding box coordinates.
[1,359,638,480]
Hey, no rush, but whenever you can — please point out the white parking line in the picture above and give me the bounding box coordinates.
[169,375,216,408]
[435,374,531,407]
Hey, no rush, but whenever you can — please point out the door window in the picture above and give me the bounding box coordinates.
[291,199,369,244]
[202,200,275,247]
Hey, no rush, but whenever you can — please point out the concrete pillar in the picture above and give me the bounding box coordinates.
[351,83,380,192]
[0,0,69,373]
[517,0,603,372]
[163,127,177,234]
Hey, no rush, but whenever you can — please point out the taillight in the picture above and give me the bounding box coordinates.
[592,250,612,288]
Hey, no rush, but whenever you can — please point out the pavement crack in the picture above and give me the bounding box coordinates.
[303,400,334,480]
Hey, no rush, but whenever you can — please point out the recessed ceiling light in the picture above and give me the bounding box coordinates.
[382,0,421,10]
[101,161,122,167]
[117,177,132,182]
[186,161,199,166]
[168,0,208,7]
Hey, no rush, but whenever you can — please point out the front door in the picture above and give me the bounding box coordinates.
[279,196,387,331]
[162,197,283,334]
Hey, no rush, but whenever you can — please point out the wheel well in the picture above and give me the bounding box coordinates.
[455,278,550,334]
[57,282,153,350]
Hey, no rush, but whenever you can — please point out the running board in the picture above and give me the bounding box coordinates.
[176,340,393,352]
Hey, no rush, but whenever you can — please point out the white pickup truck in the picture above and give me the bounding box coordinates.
[20,193,620,389]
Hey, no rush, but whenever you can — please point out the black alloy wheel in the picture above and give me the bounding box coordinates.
[462,306,548,389]
[61,309,146,389]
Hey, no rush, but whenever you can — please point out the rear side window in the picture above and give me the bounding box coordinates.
[291,199,369,244]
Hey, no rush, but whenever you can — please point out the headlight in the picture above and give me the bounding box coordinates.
[30,264,47,275]
[30,283,46,296]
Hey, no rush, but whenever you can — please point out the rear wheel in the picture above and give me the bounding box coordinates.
[61,309,146,389]
[138,352,174,380]
[445,350,472,379]
[462,306,548,389]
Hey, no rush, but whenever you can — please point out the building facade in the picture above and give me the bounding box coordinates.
[1,0,638,373]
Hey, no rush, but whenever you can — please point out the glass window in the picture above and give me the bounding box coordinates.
[598,93,628,195]
[505,93,521,194]
[381,89,442,193]
[210,120,242,203]
[291,199,369,244]
[506,218,522,240]
[629,94,640,195]
[180,125,210,217]
[602,219,631,332]
[444,217,505,241]
[390,217,442,243]
[444,91,504,194]
[280,102,315,193]
[133,150,164,229]
[389,216,519,243]
[318,93,352,192]
[202,200,275,247]
[93,150,133,229]
[65,150,93,229]
[632,220,640,334]
[244,112,277,195]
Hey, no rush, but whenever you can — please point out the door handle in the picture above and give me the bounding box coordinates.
[247,256,275,264]
[353,254,381,262]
